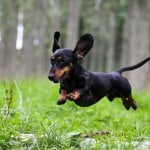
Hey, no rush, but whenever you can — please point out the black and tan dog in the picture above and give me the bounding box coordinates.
[48,31,150,110]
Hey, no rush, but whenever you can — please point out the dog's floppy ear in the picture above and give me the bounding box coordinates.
[52,31,61,53]
[73,34,94,59]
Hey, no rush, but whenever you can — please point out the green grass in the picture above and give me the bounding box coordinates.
[0,78,150,149]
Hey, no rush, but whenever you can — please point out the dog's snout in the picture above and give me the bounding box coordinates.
[48,73,54,81]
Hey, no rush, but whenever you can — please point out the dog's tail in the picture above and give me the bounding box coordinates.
[115,57,150,74]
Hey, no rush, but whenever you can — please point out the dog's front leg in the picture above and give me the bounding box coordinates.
[67,78,92,101]
[57,89,67,105]
[67,86,90,101]
[67,74,92,101]
[67,90,81,101]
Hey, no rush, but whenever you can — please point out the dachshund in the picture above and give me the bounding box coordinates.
[48,31,150,110]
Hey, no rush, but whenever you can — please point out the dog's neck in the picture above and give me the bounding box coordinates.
[71,64,85,76]
[59,63,86,83]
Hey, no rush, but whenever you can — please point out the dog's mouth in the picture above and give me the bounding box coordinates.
[48,65,72,83]
[52,78,59,83]
[55,66,71,81]
[54,71,69,82]
[48,73,58,83]
[49,70,70,83]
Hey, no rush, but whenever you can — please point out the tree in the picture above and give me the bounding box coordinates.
[122,0,150,89]
[20,0,48,76]
[105,5,116,72]
[65,0,80,49]
[0,0,18,78]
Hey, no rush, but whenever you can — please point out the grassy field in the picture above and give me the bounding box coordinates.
[0,78,150,150]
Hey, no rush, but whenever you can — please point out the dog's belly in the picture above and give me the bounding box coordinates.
[74,91,105,107]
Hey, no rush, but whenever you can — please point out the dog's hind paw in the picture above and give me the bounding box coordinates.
[131,101,137,110]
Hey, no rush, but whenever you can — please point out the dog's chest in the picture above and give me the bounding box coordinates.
[60,78,79,92]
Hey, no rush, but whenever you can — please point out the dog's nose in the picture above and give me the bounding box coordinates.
[48,73,54,81]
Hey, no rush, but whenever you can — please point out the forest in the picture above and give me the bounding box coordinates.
[0,0,150,89]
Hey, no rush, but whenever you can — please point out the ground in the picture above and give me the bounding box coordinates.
[0,79,150,149]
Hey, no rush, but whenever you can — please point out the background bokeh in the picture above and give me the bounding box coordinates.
[0,0,150,89]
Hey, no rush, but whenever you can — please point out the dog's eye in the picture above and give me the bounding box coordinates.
[57,57,66,63]
[60,59,66,63]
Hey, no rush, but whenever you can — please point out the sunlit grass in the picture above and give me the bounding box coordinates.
[0,79,150,149]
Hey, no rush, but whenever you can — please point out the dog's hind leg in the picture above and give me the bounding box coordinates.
[121,97,131,110]
[128,94,137,110]
[121,94,137,110]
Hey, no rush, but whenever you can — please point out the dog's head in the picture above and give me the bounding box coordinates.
[48,31,94,83]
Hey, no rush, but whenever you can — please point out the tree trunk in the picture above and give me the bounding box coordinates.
[33,0,48,75]
[0,1,18,78]
[21,1,36,76]
[49,0,61,55]
[106,11,116,72]
[0,1,5,77]
[50,0,61,32]
[122,0,150,90]
[65,0,80,49]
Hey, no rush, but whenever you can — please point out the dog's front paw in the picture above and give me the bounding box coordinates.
[57,99,66,105]
[67,93,74,101]
[67,90,80,101]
